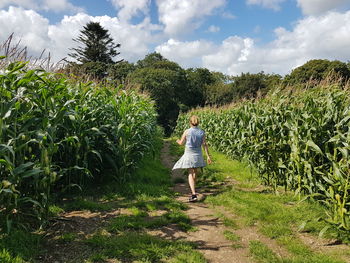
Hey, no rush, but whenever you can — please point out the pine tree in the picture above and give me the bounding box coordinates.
[69,21,122,64]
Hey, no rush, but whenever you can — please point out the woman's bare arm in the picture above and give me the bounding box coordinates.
[202,136,212,164]
[176,130,188,145]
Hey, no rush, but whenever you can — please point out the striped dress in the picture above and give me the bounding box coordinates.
[172,127,206,169]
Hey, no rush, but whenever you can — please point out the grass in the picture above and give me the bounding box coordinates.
[108,208,194,232]
[86,231,206,263]
[223,230,243,249]
[0,230,42,262]
[57,233,77,243]
[63,198,114,212]
[249,240,281,263]
[249,239,345,263]
[0,249,26,263]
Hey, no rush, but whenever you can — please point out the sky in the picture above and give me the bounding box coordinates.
[0,0,350,76]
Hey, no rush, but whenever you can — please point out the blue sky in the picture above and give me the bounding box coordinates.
[45,0,302,43]
[0,0,349,75]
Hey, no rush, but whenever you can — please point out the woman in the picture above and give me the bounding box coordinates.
[173,115,212,202]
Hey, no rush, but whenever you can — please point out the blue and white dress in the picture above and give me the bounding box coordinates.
[172,127,206,169]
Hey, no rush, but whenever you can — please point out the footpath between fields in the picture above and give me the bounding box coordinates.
[3,138,350,263]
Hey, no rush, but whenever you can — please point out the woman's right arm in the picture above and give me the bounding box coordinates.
[176,130,188,145]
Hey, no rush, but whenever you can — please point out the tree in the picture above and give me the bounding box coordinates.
[185,68,216,107]
[69,21,122,64]
[136,52,165,68]
[108,61,136,84]
[284,59,350,85]
[128,55,188,134]
[205,82,234,106]
[230,72,268,101]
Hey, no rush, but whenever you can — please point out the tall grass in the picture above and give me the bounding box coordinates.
[0,34,65,72]
[175,83,350,232]
[0,58,158,232]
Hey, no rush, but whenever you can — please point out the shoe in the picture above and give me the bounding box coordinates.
[189,194,198,202]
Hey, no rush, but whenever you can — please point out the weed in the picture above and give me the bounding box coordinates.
[86,232,205,262]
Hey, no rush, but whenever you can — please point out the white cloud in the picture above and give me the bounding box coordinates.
[222,11,236,19]
[246,0,286,11]
[155,38,214,67]
[208,25,220,33]
[0,7,160,63]
[154,10,350,76]
[0,6,50,55]
[268,11,350,68]
[109,0,150,22]
[203,37,255,75]
[296,0,349,16]
[156,0,226,36]
[0,0,83,13]
[97,16,162,62]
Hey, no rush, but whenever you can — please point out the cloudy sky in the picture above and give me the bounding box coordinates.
[0,0,349,75]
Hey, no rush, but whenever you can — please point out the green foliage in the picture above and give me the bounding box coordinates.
[230,72,281,102]
[48,205,64,217]
[175,85,350,232]
[0,249,25,263]
[107,61,136,84]
[128,55,187,134]
[285,59,350,85]
[0,61,158,231]
[204,81,234,106]
[129,53,235,134]
[204,72,281,106]
[69,21,121,64]
[136,52,166,68]
[80,61,108,79]
[185,67,217,107]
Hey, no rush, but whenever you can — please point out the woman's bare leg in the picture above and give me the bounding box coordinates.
[188,168,196,195]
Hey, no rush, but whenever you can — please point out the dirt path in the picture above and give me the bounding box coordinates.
[159,141,253,263]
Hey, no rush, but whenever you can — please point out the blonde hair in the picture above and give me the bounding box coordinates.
[190,115,200,126]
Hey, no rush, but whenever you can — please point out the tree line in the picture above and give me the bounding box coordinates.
[64,21,350,135]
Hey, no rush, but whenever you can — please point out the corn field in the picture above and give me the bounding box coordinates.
[0,60,157,231]
[175,84,350,231]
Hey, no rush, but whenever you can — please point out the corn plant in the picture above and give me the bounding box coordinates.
[0,59,157,232]
[175,84,350,231]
